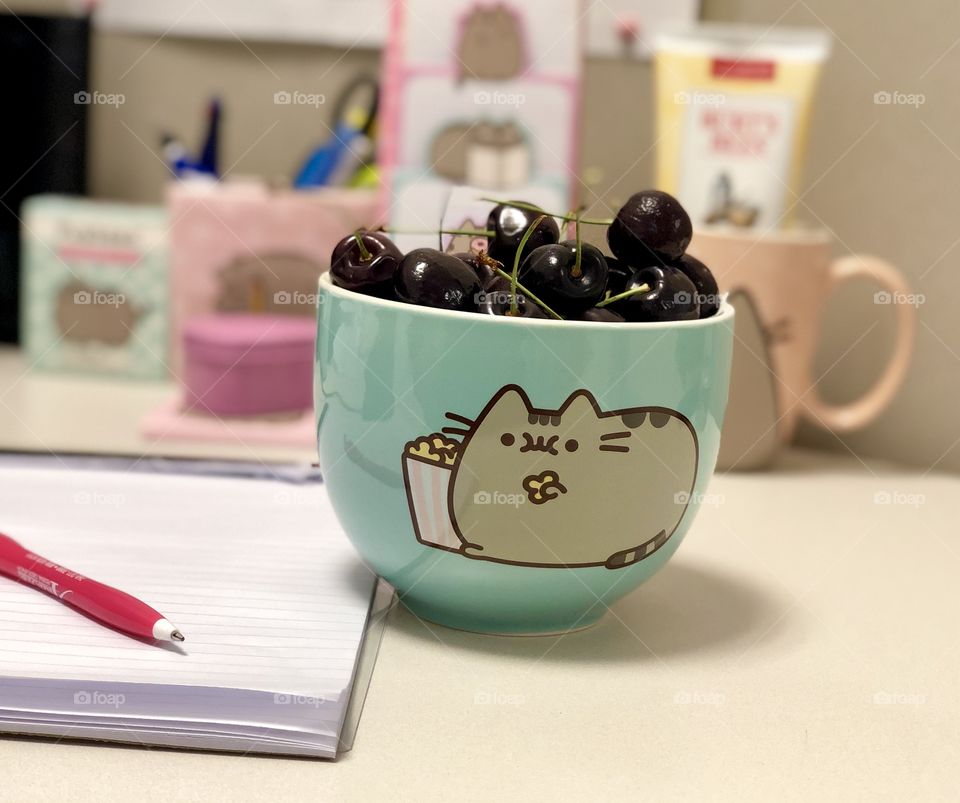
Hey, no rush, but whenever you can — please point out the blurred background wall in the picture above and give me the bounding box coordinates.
[7,0,959,472]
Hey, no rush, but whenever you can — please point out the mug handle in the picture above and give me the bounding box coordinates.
[801,255,916,432]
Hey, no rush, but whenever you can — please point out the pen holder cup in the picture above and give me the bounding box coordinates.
[167,180,380,374]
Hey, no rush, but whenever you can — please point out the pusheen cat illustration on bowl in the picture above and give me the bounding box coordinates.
[402,384,699,569]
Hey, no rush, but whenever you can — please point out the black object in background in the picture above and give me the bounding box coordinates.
[0,13,89,344]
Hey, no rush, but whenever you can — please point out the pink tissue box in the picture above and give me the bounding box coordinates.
[182,314,315,417]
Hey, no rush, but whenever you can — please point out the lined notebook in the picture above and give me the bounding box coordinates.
[0,458,382,758]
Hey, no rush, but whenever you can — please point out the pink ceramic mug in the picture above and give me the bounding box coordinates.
[688,227,916,469]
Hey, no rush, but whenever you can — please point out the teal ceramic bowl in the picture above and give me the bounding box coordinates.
[315,272,734,635]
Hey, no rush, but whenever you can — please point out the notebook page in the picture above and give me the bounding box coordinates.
[0,719,334,758]
[0,466,377,700]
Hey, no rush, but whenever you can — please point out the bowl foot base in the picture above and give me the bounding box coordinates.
[399,597,608,637]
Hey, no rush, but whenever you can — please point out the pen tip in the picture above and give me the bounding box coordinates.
[171,630,185,642]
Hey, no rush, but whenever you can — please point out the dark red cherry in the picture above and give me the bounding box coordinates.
[395,248,481,312]
[486,201,560,268]
[674,254,720,318]
[330,231,402,294]
[477,277,547,319]
[605,256,632,297]
[579,307,625,323]
[609,265,700,322]
[452,251,498,289]
[518,240,608,315]
[607,190,692,264]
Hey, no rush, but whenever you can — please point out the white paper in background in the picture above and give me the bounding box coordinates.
[94,0,699,58]
[94,0,392,47]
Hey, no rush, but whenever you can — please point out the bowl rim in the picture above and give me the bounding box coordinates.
[317,272,734,331]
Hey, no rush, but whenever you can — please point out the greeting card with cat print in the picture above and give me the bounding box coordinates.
[403,384,699,569]
[380,0,581,253]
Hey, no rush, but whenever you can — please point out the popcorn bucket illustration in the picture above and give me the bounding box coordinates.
[402,434,464,552]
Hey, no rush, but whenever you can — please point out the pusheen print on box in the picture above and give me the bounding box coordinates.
[380,0,581,253]
[20,195,169,379]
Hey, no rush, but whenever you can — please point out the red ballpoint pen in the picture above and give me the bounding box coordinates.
[0,532,185,643]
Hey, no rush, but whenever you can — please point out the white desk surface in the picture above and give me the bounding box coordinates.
[0,347,957,802]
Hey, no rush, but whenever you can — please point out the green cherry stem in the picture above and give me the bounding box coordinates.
[379,227,494,237]
[571,211,583,279]
[563,207,582,236]
[596,283,651,308]
[439,228,494,237]
[491,267,564,320]
[352,231,371,262]
[510,214,547,316]
[479,197,612,226]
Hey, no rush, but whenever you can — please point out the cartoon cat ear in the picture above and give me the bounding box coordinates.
[559,389,599,418]
[476,384,531,423]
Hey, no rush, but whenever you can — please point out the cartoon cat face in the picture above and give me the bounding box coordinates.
[446,385,699,568]
[455,387,633,505]
[56,281,143,345]
[456,4,524,81]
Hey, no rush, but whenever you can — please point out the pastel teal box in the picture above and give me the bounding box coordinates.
[20,195,168,379]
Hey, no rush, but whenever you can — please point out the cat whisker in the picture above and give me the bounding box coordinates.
[445,412,474,426]
[441,427,469,437]
[599,445,630,453]
[600,431,632,440]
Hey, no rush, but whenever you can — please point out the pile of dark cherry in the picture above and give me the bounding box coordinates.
[329,190,719,322]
